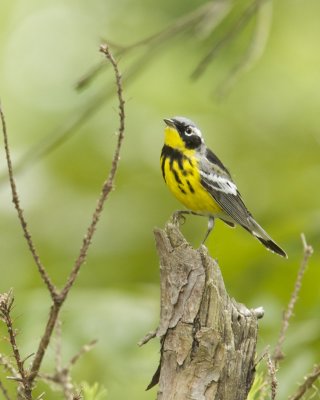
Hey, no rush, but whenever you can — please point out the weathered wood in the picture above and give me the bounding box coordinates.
[146,222,264,400]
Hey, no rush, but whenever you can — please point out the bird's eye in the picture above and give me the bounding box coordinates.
[185,127,193,136]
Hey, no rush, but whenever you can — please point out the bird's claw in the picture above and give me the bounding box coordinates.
[171,211,186,226]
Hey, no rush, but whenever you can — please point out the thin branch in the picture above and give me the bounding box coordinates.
[266,352,278,400]
[59,43,125,300]
[0,292,31,399]
[28,303,59,383]
[0,103,57,300]
[288,364,320,400]
[273,234,313,363]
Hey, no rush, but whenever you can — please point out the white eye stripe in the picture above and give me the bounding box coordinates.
[185,126,202,138]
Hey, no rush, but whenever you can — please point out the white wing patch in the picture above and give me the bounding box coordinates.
[200,171,238,195]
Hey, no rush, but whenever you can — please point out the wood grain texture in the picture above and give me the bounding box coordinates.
[147,222,264,400]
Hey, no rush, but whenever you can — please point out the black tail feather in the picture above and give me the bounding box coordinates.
[256,236,287,258]
[242,220,287,258]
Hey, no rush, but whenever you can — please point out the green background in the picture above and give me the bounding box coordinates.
[0,0,319,398]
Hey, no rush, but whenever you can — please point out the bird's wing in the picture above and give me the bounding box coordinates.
[200,149,287,258]
[199,148,252,227]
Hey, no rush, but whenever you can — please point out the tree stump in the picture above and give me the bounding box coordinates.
[144,222,264,400]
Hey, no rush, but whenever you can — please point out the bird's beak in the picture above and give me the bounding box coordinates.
[163,118,175,128]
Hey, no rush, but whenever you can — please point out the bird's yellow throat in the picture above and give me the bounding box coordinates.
[164,126,186,151]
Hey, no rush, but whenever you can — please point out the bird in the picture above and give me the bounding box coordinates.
[160,116,287,258]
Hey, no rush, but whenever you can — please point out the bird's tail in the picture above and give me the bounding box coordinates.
[246,216,287,258]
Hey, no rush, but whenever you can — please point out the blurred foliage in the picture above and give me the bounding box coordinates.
[0,0,319,399]
[81,382,108,400]
[247,373,266,400]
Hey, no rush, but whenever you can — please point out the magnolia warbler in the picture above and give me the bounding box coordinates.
[161,116,287,258]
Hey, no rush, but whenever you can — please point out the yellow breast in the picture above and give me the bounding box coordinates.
[161,148,222,215]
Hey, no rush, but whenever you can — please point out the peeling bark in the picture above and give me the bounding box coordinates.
[144,222,264,400]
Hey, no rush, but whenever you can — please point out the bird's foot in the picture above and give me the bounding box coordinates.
[171,210,188,226]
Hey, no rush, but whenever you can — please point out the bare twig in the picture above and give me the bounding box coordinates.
[28,303,60,382]
[0,292,31,399]
[273,234,313,363]
[59,44,125,300]
[0,103,57,300]
[266,352,278,400]
[288,364,320,400]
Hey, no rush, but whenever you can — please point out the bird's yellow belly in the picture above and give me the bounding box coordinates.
[162,156,222,215]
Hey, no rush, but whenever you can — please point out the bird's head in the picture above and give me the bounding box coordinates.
[163,116,204,151]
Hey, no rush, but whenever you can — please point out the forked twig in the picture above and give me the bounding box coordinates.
[273,234,313,363]
[0,44,125,397]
